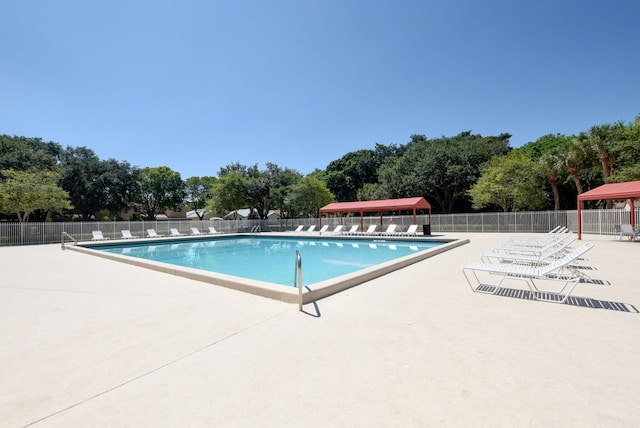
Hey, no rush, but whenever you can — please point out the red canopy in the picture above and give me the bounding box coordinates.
[320,197,431,229]
[577,180,640,239]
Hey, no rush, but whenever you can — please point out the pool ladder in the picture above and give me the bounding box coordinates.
[61,232,78,250]
[294,250,303,311]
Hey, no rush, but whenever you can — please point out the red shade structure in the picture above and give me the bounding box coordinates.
[577,180,640,239]
[319,197,431,230]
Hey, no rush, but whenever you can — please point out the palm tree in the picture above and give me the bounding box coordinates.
[566,141,584,193]
[582,122,622,183]
[539,152,565,210]
[562,139,593,208]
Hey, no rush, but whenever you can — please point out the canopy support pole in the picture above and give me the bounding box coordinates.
[578,203,582,240]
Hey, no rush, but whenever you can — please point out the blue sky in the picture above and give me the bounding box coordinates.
[2,0,639,179]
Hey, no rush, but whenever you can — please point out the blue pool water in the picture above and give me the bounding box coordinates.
[91,236,442,286]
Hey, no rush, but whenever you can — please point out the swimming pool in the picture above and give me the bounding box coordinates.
[69,234,469,303]
[90,236,442,286]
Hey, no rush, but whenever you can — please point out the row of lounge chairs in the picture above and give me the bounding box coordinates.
[92,223,422,240]
[292,224,419,236]
[462,227,596,304]
[91,227,222,241]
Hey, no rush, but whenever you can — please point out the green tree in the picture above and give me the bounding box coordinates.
[580,122,626,183]
[563,139,592,196]
[98,159,139,219]
[0,169,71,222]
[610,164,640,182]
[538,152,566,211]
[206,172,248,216]
[321,169,353,203]
[0,135,62,174]
[217,163,267,219]
[289,175,335,217]
[322,143,402,202]
[136,166,185,220]
[263,163,303,219]
[184,176,216,220]
[357,182,389,201]
[523,134,571,210]
[245,164,269,219]
[215,162,304,219]
[59,146,101,219]
[609,116,640,182]
[468,152,547,212]
[217,161,249,177]
[60,147,137,220]
[378,132,511,213]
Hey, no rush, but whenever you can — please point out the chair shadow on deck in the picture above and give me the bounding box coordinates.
[475,284,639,313]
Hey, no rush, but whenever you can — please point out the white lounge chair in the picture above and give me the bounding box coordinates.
[481,234,578,265]
[503,228,570,244]
[503,227,569,246]
[147,229,164,238]
[613,224,622,239]
[293,225,304,232]
[462,243,594,303]
[208,226,221,234]
[504,225,566,243]
[398,224,418,236]
[359,225,377,235]
[191,227,203,235]
[619,224,637,241]
[318,225,329,233]
[379,224,397,235]
[306,225,316,232]
[499,236,566,250]
[331,225,344,234]
[492,232,575,256]
[170,228,184,236]
[121,230,135,239]
[91,230,110,240]
[343,225,359,235]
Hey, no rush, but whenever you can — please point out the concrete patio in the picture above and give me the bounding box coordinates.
[1,233,638,427]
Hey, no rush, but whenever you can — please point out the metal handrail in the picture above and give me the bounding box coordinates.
[294,250,303,311]
[61,232,78,250]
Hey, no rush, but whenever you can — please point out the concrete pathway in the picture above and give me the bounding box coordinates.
[1,233,639,427]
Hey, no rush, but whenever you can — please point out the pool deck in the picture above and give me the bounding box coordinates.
[1,232,639,427]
